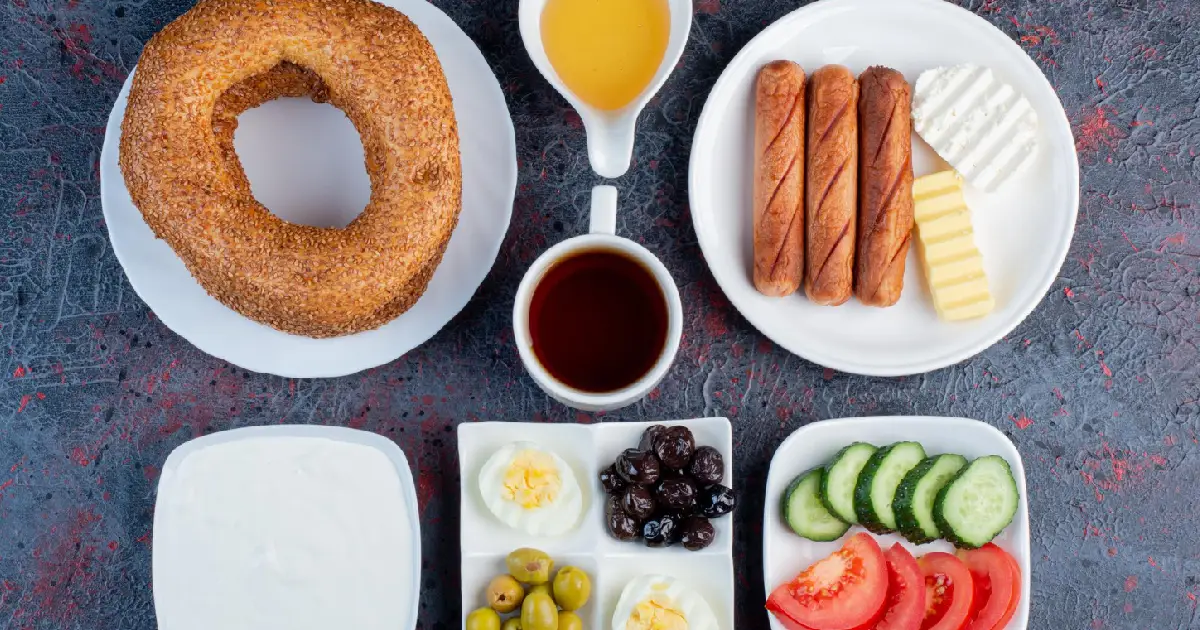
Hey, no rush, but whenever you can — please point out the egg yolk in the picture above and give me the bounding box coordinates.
[503,450,562,509]
[626,593,688,630]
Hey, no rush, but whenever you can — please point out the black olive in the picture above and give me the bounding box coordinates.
[689,446,725,485]
[677,516,716,551]
[660,467,687,481]
[698,483,737,518]
[639,425,667,452]
[653,426,696,469]
[654,477,698,513]
[606,496,640,541]
[642,512,679,547]
[598,464,626,495]
[614,448,661,486]
[621,485,656,521]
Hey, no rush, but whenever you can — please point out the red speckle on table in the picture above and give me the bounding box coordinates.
[143,465,159,481]
[822,368,834,381]
[16,394,32,412]
[1064,287,1075,298]
[1074,106,1127,157]
[1124,575,1138,592]
[416,469,437,517]
[697,0,720,15]
[1013,415,1035,430]
[13,365,25,377]
[703,309,727,337]
[1123,602,1133,614]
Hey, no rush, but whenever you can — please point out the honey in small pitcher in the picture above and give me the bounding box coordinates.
[541,0,671,111]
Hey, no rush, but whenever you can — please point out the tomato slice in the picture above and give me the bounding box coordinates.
[918,552,974,630]
[958,544,1021,630]
[875,544,925,630]
[766,533,888,630]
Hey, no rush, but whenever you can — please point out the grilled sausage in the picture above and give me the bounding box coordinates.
[856,66,914,307]
[752,60,806,297]
[804,65,858,305]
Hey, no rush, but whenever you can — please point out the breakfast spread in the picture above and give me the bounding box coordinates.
[804,65,858,306]
[119,0,461,338]
[466,548,592,630]
[766,533,1022,630]
[753,60,807,298]
[613,575,719,630]
[781,440,1019,548]
[856,66,915,307]
[109,0,1065,625]
[600,424,736,550]
[540,0,670,111]
[479,442,585,536]
[913,171,995,321]
[912,64,1039,192]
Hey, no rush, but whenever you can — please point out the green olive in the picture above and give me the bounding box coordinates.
[466,607,501,630]
[552,566,591,611]
[520,591,559,630]
[526,584,552,599]
[501,619,522,630]
[487,575,525,613]
[559,611,583,630]
[506,548,554,585]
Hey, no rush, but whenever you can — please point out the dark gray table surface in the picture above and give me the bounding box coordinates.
[1,0,1198,628]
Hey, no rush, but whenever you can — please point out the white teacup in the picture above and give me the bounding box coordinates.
[513,186,683,411]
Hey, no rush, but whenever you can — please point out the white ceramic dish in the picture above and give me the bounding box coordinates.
[153,425,421,630]
[763,416,1031,630]
[689,0,1080,376]
[518,0,693,177]
[458,418,734,629]
[99,0,517,378]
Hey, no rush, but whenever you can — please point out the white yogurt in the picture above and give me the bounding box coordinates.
[154,434,416,630]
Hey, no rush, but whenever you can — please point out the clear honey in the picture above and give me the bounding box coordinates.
[540,0,671,111]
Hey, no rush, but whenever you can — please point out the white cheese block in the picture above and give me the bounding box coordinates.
[912,64,1039,192]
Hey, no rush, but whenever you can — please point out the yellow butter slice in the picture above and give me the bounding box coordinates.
[913,170,994,321]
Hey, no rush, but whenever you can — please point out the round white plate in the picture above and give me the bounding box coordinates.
[762,416,1031,630]
[100,0,517,378]
[689,0,1079,376]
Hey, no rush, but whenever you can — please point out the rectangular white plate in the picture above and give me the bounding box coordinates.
[153,426,422,630]
[459,418,735,630]
[763,416,1031,630]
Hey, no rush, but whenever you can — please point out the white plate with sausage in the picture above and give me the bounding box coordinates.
[688,0,1079,376]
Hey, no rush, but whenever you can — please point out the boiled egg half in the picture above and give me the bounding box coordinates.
[478,442,584,536]
[612,575,718,630]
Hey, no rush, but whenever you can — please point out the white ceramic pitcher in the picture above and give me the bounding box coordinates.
[518,0,694,178]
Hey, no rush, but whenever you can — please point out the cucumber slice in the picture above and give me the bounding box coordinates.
[783,469,851,542]
[894,454,968,544]
[854,442,927,533]
[820,443,877,524]
[934,455,1019,549]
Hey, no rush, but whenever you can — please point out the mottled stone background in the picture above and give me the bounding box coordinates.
[0,0,1197,628]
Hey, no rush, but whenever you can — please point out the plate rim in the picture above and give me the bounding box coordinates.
[99,0,518,379]
[760,415,1032,630]
[152,425,422,630]
[687,0,1081,376]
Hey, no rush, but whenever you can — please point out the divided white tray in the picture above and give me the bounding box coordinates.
[458,418,735,629]
[763,416,1031,630]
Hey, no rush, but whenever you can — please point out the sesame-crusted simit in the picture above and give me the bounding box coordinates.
[119,0,461,338]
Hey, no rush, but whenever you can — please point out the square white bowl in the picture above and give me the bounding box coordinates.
[153,426,421,630]
[458,418,735,629]
[762,416,1031,630]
